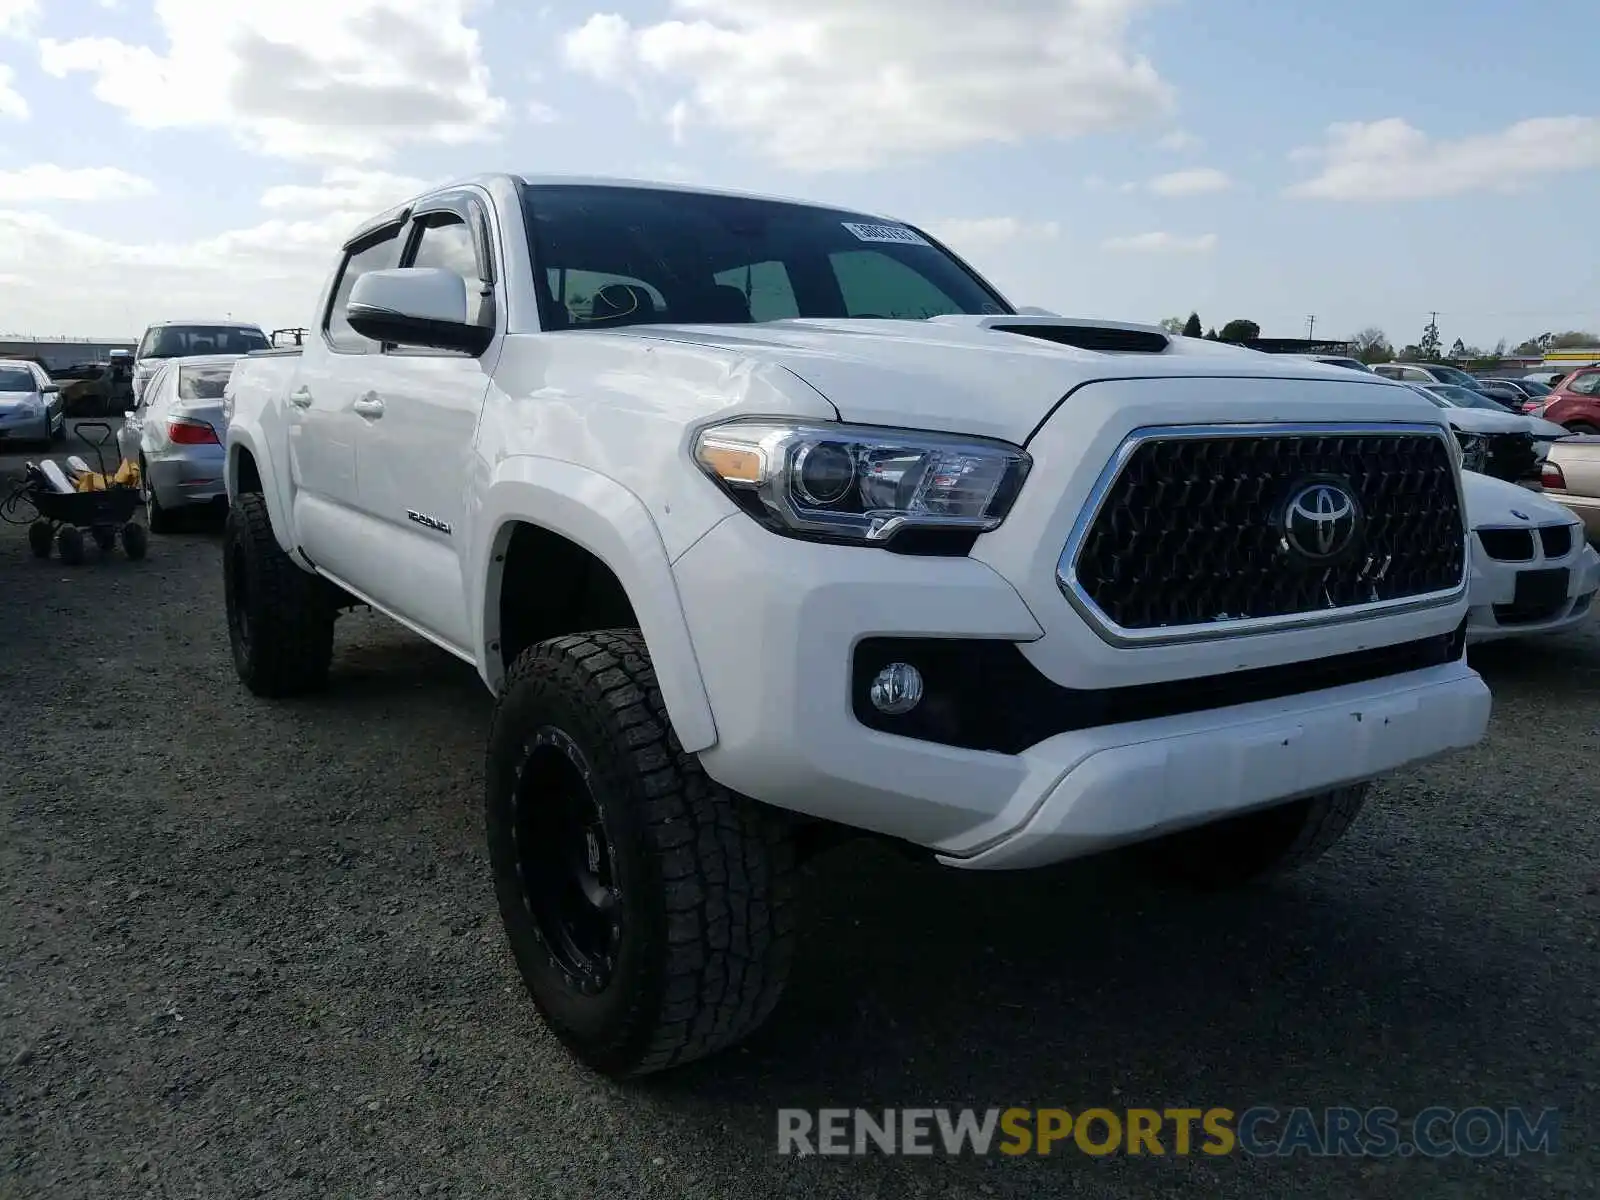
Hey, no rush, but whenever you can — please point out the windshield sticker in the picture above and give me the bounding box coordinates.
[841,222,931,247]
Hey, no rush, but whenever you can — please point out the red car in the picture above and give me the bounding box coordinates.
[1540,367,1600,433]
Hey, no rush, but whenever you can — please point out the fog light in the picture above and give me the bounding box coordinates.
[869,662,924,715]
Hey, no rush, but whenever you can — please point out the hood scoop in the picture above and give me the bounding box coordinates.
[989,323,1170,354]
[924,313,1173,355]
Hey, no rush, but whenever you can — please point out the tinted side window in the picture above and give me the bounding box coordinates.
[325,227,403,353]
[406,214,496,330]
[409,217,479,279]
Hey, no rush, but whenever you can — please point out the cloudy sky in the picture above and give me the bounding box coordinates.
[0,0,1594,350]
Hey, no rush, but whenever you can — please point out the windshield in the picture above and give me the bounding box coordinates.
[520,184,1013,330]
[1521,380,1552,396]
[1429,384,1513,411]
[138,325,270,359]
[177,363,235,400]
[0,365,36,392]
[1429,364,1481,387]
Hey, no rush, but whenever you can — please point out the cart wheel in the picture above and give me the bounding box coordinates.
[92,525,117,552]
[28,520,53,559]
[121,521,149,561]
[57,525,86,565]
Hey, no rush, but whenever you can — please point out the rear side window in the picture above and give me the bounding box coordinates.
[177,364,234,400]
[325,226,403,352]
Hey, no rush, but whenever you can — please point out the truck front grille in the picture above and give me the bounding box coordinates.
[1062,425,1467,637]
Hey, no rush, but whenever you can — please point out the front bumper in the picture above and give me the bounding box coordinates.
[0,408,55,442]
[1466,528,1599,643]
[673,513,1490,869]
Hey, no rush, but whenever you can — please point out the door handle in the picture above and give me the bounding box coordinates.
[289,387,313,408]
[352,394,385,419]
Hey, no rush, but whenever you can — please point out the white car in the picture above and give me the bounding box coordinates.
[220,173,1491,1079]
[1414,383,1569,453]
[1462,470,1599,643]
[118,354,237,531]
[0,359,66,445]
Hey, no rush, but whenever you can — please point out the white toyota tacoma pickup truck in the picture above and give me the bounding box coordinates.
[221,173,1492,1078]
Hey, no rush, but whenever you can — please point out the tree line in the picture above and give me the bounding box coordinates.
[1158,312,1597,367]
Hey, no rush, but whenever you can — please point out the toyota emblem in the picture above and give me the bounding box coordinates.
[1282,480,1361,561]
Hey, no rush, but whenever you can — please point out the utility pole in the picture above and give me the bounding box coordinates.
[1305,315,1316,340]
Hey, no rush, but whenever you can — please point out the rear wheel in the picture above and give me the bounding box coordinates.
[56,525,85,566]
[27,521,52,559]
[1138,784,1370,890]
[486,629,798,1078]
[140,457,176,533]
[223,492,334,696]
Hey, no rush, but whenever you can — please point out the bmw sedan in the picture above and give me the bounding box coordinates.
[117,354,238,531]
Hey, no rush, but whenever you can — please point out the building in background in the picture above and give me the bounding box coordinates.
[0,336,138,374]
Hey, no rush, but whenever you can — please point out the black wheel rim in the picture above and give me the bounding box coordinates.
[511,727,620,995]
[226,541,251,652]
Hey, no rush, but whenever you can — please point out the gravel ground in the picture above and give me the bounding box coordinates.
[2,428,1597,1198]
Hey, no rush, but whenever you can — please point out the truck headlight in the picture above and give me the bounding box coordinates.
[1453,431,1487,474]
[693,418,1031,549]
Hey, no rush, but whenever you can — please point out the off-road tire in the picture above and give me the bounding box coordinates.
[486,629,798,1079]
[1138,784,1370,890]
[56,525,85,565]
[141,457,176,533]
[223,492,334,697]
[27,521,52,559]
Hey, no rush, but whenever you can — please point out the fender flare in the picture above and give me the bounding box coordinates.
[224,426,295,557]
[473,456,719,754]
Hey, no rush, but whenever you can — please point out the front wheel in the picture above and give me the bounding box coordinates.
[1565,421,1600,435]
[222,492,334,696]
[56,525,85,565]
[1137,784,1370,890]
[485,629,798,1079]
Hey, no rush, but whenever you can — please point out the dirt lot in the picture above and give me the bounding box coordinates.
[2,433,1597,1198]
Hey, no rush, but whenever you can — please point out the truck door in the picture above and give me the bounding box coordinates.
[350,193,500,653]
[288,220,404,574]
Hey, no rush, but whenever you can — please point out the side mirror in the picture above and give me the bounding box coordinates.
[346,268,493,356]
[42,382,59,393]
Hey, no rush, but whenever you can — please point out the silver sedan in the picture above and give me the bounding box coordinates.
[117,354,238,532]
[0,359,66,446]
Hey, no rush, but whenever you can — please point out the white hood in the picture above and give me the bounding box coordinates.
[1461,469,1578,529]
[609,315,1415,443]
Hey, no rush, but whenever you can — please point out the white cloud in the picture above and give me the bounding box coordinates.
[561,0,1173,171]
[0,164,155,202]
[0,64,25,118]
[259,166,432,213]
[0,206,365,333]
[1148,166,1232,196]
[37,0,511,163]
[1156,128,1202,152]
[1102,231,1217,253]
[923,217,1061,255]
[1286,116,1600,201]
[0,0,37,36]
